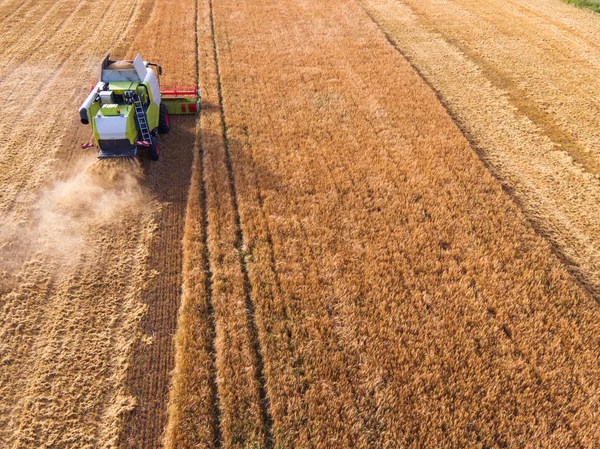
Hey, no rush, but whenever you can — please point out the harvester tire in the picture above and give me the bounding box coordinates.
[158,103,170,134]
[149,135,160,161]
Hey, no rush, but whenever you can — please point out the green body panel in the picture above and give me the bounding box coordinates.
[146,102,160,130]
[123,109,138,144]
[89,100,101,143]
[101,104,120,116]
[162,97,200,115]
[90,103,138,145]
[108,81,138,93]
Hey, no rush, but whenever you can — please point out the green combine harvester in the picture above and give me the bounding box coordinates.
[79,54,199,160]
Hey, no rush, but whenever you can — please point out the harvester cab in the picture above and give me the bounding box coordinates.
[79,54,199,160]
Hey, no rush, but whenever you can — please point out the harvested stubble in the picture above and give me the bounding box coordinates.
[114,1,204,448]
[0,0,164,447]
[164,0,600,446]
[1,0,206,448]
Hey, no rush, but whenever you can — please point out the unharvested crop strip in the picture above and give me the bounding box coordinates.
[359,5,590,439]
[359,0,600,304]
[209,0,274,445]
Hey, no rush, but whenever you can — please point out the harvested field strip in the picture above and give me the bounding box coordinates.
[0,0,190,447]
[0,0,167,445]
[3,217,154,448]
[0,0,40,26]
[195,0,600,446]
[115,1,199,447]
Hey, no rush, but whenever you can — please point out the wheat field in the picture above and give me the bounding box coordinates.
[1,0,600,448]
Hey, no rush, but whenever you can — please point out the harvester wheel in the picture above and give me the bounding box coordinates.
[149,135,160,161]
[158,103,170,134]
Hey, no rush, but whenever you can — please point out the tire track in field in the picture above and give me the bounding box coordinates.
[209,0,274,444]
[197,0,223,441]
[198,117,223,449]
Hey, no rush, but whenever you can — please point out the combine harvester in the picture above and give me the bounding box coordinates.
[79,54,199,160]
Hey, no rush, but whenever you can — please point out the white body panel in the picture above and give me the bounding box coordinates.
[133,54,147,80]
[144,69,161,106]
[95,116,128,140]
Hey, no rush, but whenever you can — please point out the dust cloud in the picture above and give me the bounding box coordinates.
[0,155,150,274]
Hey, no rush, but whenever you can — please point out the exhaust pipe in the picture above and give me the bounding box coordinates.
[79,82,105,124]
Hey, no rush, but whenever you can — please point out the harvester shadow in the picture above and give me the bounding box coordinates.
[121,113,283,448]
[139,115,196,202]
[198,100,219,114]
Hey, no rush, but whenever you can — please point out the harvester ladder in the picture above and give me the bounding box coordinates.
[129,93,151,142]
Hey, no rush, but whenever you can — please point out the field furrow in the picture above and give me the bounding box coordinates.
[166,0,272,445]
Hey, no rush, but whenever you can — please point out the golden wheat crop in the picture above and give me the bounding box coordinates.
[3,0,600,447]
[166,0,600,446]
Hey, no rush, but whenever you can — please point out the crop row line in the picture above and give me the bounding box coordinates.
[208,0,274,445]
[198,0,223,445]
